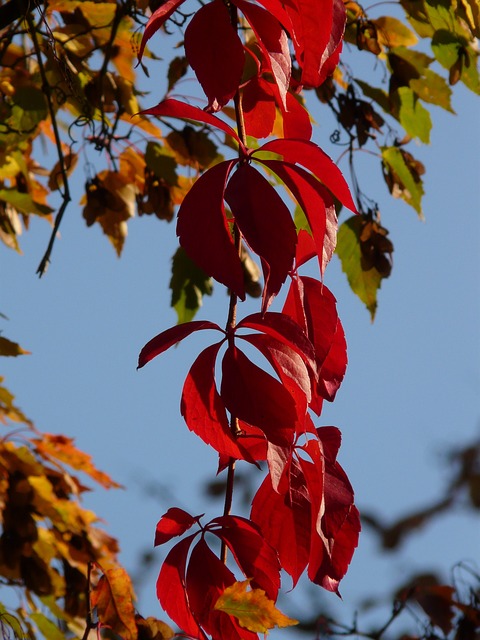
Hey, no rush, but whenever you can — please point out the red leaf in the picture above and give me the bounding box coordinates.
[283,277,347,408]
[185,0,245,112]
[155,507,198,546]
[253,0,294,39]
[255,139,357,213]
[266,442,291,493]
[181,342,257,463]
[141,98,242,146]
[157,534,204,638]
[235,0,291,109]
[318,316,347,401]
[237,312,316,371]
[316,426,342,463]
[209,515,281,601]
[260,160,337,276]
[308,505,360,594]
[177,160,246,299]
[138,320,222,369]
[224,164,296,312]
[284,0,345,87]
[185,538,236,635]
[138,0,187,62]
[295,229,317,268]
[251,460,311,586]
[242,76,276,139]
[241,333,310,416]
[220,345,297,447]
[282,92,312,140]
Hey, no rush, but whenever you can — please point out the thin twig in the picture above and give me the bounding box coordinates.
[26,12,72,276]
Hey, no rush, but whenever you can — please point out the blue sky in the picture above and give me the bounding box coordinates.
[1,35,479,637]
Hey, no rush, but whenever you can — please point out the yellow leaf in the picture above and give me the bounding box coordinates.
[91,566,137,640]
[373,16,418,48]
[32,433,122,489]
[214,580,298,633]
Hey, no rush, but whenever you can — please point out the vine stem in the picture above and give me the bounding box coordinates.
[220,0,248,565]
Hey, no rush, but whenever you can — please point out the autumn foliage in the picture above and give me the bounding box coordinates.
[134,0,363,636]
[0,0,479,638]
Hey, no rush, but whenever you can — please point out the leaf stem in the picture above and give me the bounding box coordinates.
[220,0,249,565]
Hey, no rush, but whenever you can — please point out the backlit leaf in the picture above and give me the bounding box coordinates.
[397,87,432,143]
[157,534,202,639]
[336,215,385,319]
[176,160,246,299]
[30,612,65,640]
[221,345,297,446]
[209,515,281,600]
[170,247,213,324]
[137,320,222,369]
[141,98,241,146]
[32,433,121,489]
[214,580,298,633]
[0,189,53,216]
[185,0,245,112]
[91,566,137,640]
[260,160,337,276]
[135,615,175,640]
[236,0,291,109]
[181,342,257,462]
[154,508,198,546]
[224,163,296,311]
[373,16,418,47]
[256,139,357,212]
[381,146,425,216]
[138,0,188,61]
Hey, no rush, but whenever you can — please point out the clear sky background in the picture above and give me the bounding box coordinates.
[1,26,479,637]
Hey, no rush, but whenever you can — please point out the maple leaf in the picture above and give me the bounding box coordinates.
[214,580,298,633]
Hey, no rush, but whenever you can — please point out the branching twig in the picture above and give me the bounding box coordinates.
[26,12,72,276]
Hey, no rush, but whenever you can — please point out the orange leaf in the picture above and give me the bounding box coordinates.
[214,580,298,633]
[91,566,137,640]
[33,433,122,489]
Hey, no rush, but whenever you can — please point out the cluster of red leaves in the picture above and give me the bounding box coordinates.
[138,0,360,637]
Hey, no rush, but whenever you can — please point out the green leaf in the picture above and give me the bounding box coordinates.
[400,0,434,37]
[145,142,179,186]
[381,146,425,216]
[170,247,213,324]
[397,87,432,142]
[0,189,53,216]
[409,69,454,111]
[167,56,189,91]
[337,216,385,320]
[373,16,418,47]
[431,31,480,94]
[30,612,65,640]
[10,87,48,132]
[389,45,434,71]
[0,603,25,639]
